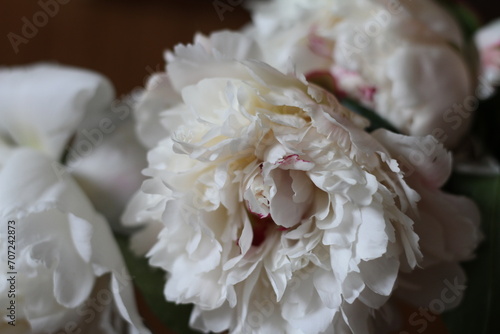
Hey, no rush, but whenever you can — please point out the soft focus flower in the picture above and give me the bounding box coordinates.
[125,32,481,334]
[0,64,149,332]
[247,0,474,148]
[71,118,147,228]
[0,149,149,334]
[0,63,147,226]
[0,63,114,160]
[475,18,500,99]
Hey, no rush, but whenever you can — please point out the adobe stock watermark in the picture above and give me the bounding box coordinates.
[7,0,72,54]
[212,0,244,21]
[54,267,133,334]
[432,74,493,145]
[51,63,164,180]
[244,270,465,334]
[340,0,411,64]
[399,276,466,334]
[241,247,330,333]
[51,97,134,181]
[395,73,492,179]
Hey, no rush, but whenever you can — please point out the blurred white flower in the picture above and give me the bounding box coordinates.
[0,149,150,334]
[70,118,147,229]
[248,0,474,148]
[0,63,147,227]
[125,32,481,334]
[0,63,114,160]
[475,18,500,99]
[0,63,150,332]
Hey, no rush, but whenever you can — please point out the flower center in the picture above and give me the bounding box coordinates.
[248,211,276,247]
[242,157,316,247]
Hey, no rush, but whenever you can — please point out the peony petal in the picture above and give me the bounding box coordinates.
[359,257,399,296]
[0,148,150,333]
[190,303,233,333]
[270,169,309,228]
[71,119,147,228]
[373,129,452,188]
[356,205,389,261]
[0,63,114,159]
[283,275,337,334]
[313,269,342,309]
[134,73,182,149]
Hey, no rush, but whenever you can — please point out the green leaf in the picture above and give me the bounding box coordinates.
[435,0,482,39]
[341,98,400,133]
[443,173,500,334]
[115,234,199,334]
[306,72,399,134]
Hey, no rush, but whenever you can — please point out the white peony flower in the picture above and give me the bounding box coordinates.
[0,63,114,161]
[0,148,150,334]
[475,18,500,99]
[0,63,147,227]
[126,32,481,334]
[0,64,150,332]
[247,0,474,148]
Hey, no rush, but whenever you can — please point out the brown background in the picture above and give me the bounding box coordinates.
[1,0,251,95]
[1,1,498,334]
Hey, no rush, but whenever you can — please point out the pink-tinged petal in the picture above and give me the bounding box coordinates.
[277,154,314,171]
[308,27,334,59]
[373,129,452,188]
[475,19,500,51]
[475,19,500,98]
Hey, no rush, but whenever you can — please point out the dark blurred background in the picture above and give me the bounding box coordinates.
[1,0,499,96]
[1,0,251,95]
